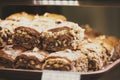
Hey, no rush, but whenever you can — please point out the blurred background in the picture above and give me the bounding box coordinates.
[0,6,120,38]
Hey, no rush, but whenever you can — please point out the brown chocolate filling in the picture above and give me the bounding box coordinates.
[14,26,40,49]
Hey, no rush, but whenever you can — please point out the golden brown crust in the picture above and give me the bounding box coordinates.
[40,12,67,21]
[6,12,34,21]
[6,12,67,21]
[81,24,101,39]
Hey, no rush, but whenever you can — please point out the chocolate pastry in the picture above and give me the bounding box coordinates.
[79,40,107,71]
[14,48,48,70]
[41,21,84,52]
[13,26,40,49]
[0,45,26,68]
[43,49,88,72]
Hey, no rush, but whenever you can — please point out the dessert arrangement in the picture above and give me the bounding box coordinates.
[0,12,120,72]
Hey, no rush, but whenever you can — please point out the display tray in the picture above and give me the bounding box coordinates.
[0,58,120,80]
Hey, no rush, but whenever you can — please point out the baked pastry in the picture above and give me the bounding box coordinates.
[0,45,26,68]
[6,12,66,21]
[1,12,84,51]
[79,40,107,71]
[81,24,101,39]
[113,40,120,61]
[0,38,5,49]
[41,21,84,52]
[96,35,120,61]
[6,12,34,21]
[13,26,41,49]
[14,48,48,70]
[0,12,119,72]
[1,12,67,46]
[42,49,88,72]
[96,35,119,63]
[0,17,32,45]
[39,12,67,21]
[0,27,13,45]
[0,20,14,45]
[13,20,84,50]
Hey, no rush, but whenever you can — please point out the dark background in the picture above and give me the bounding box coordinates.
[0,6,120,38]
[0,5,120,80]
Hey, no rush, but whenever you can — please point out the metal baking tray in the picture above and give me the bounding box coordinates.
[0,58,119,80]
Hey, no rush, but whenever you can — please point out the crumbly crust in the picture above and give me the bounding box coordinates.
[14,49,48,70]
[43,49,88,72]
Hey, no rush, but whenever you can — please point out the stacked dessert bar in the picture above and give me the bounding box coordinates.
[0,12,120,72]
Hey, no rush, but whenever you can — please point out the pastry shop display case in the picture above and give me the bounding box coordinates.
[0,0,120,80]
